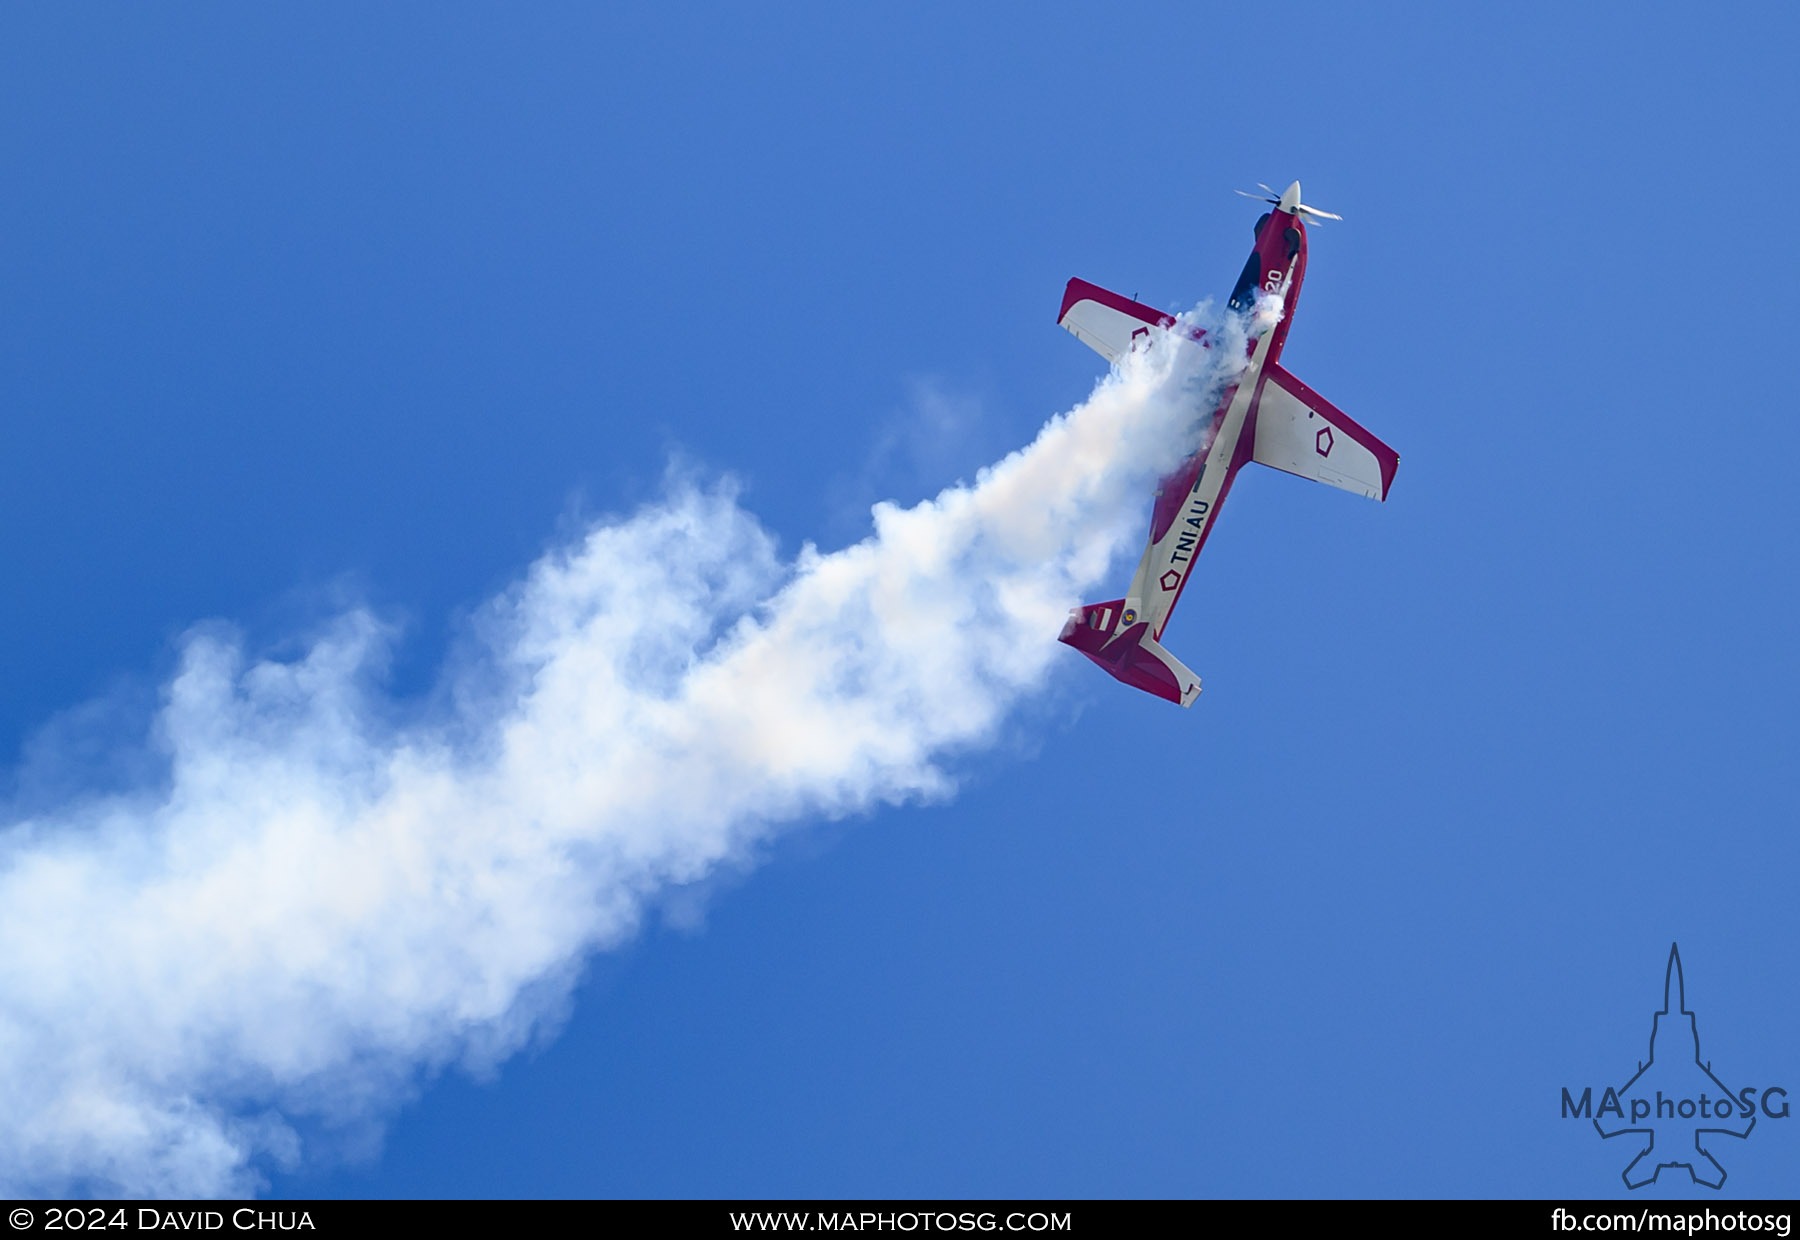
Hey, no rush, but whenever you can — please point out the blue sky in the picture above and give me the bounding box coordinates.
[2,2,1798,1200]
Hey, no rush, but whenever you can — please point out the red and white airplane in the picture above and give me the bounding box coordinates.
[1057,180,1398,707]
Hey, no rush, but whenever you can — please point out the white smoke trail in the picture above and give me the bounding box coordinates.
[0,307,1247,1197]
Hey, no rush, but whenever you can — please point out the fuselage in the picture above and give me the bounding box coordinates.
[1129,205,1309,641]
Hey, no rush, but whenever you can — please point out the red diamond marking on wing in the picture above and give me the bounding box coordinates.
[1159,569,1181,591]
[1316,426,1335,457]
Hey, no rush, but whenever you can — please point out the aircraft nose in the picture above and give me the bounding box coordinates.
[1279,181,1302,212]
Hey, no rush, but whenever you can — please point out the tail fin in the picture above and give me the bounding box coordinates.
[1058,600,1202,708]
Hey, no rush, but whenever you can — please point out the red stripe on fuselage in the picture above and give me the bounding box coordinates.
[1145,213,1307,641]
[1146,407,1223,544]
[1150,395,1259,644]
[1149,210,1309,542]
[1252,210,1308,363]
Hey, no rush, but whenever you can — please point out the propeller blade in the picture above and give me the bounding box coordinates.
[1238,184,1343,221]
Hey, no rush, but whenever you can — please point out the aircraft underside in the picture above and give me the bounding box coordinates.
[1054,184,1399,706]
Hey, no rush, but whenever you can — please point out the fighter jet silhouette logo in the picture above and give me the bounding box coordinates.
[1595,944,1755,1188]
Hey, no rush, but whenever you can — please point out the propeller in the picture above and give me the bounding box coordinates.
[1235,181,1342,223]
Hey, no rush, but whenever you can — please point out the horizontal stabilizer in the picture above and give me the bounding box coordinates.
[1058,600,1202,708]
[1251,362,1399,500]
[1058,278,1205,364]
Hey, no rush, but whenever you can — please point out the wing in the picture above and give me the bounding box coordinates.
[1057,278,1202,363]
[1250,361,1399,501]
